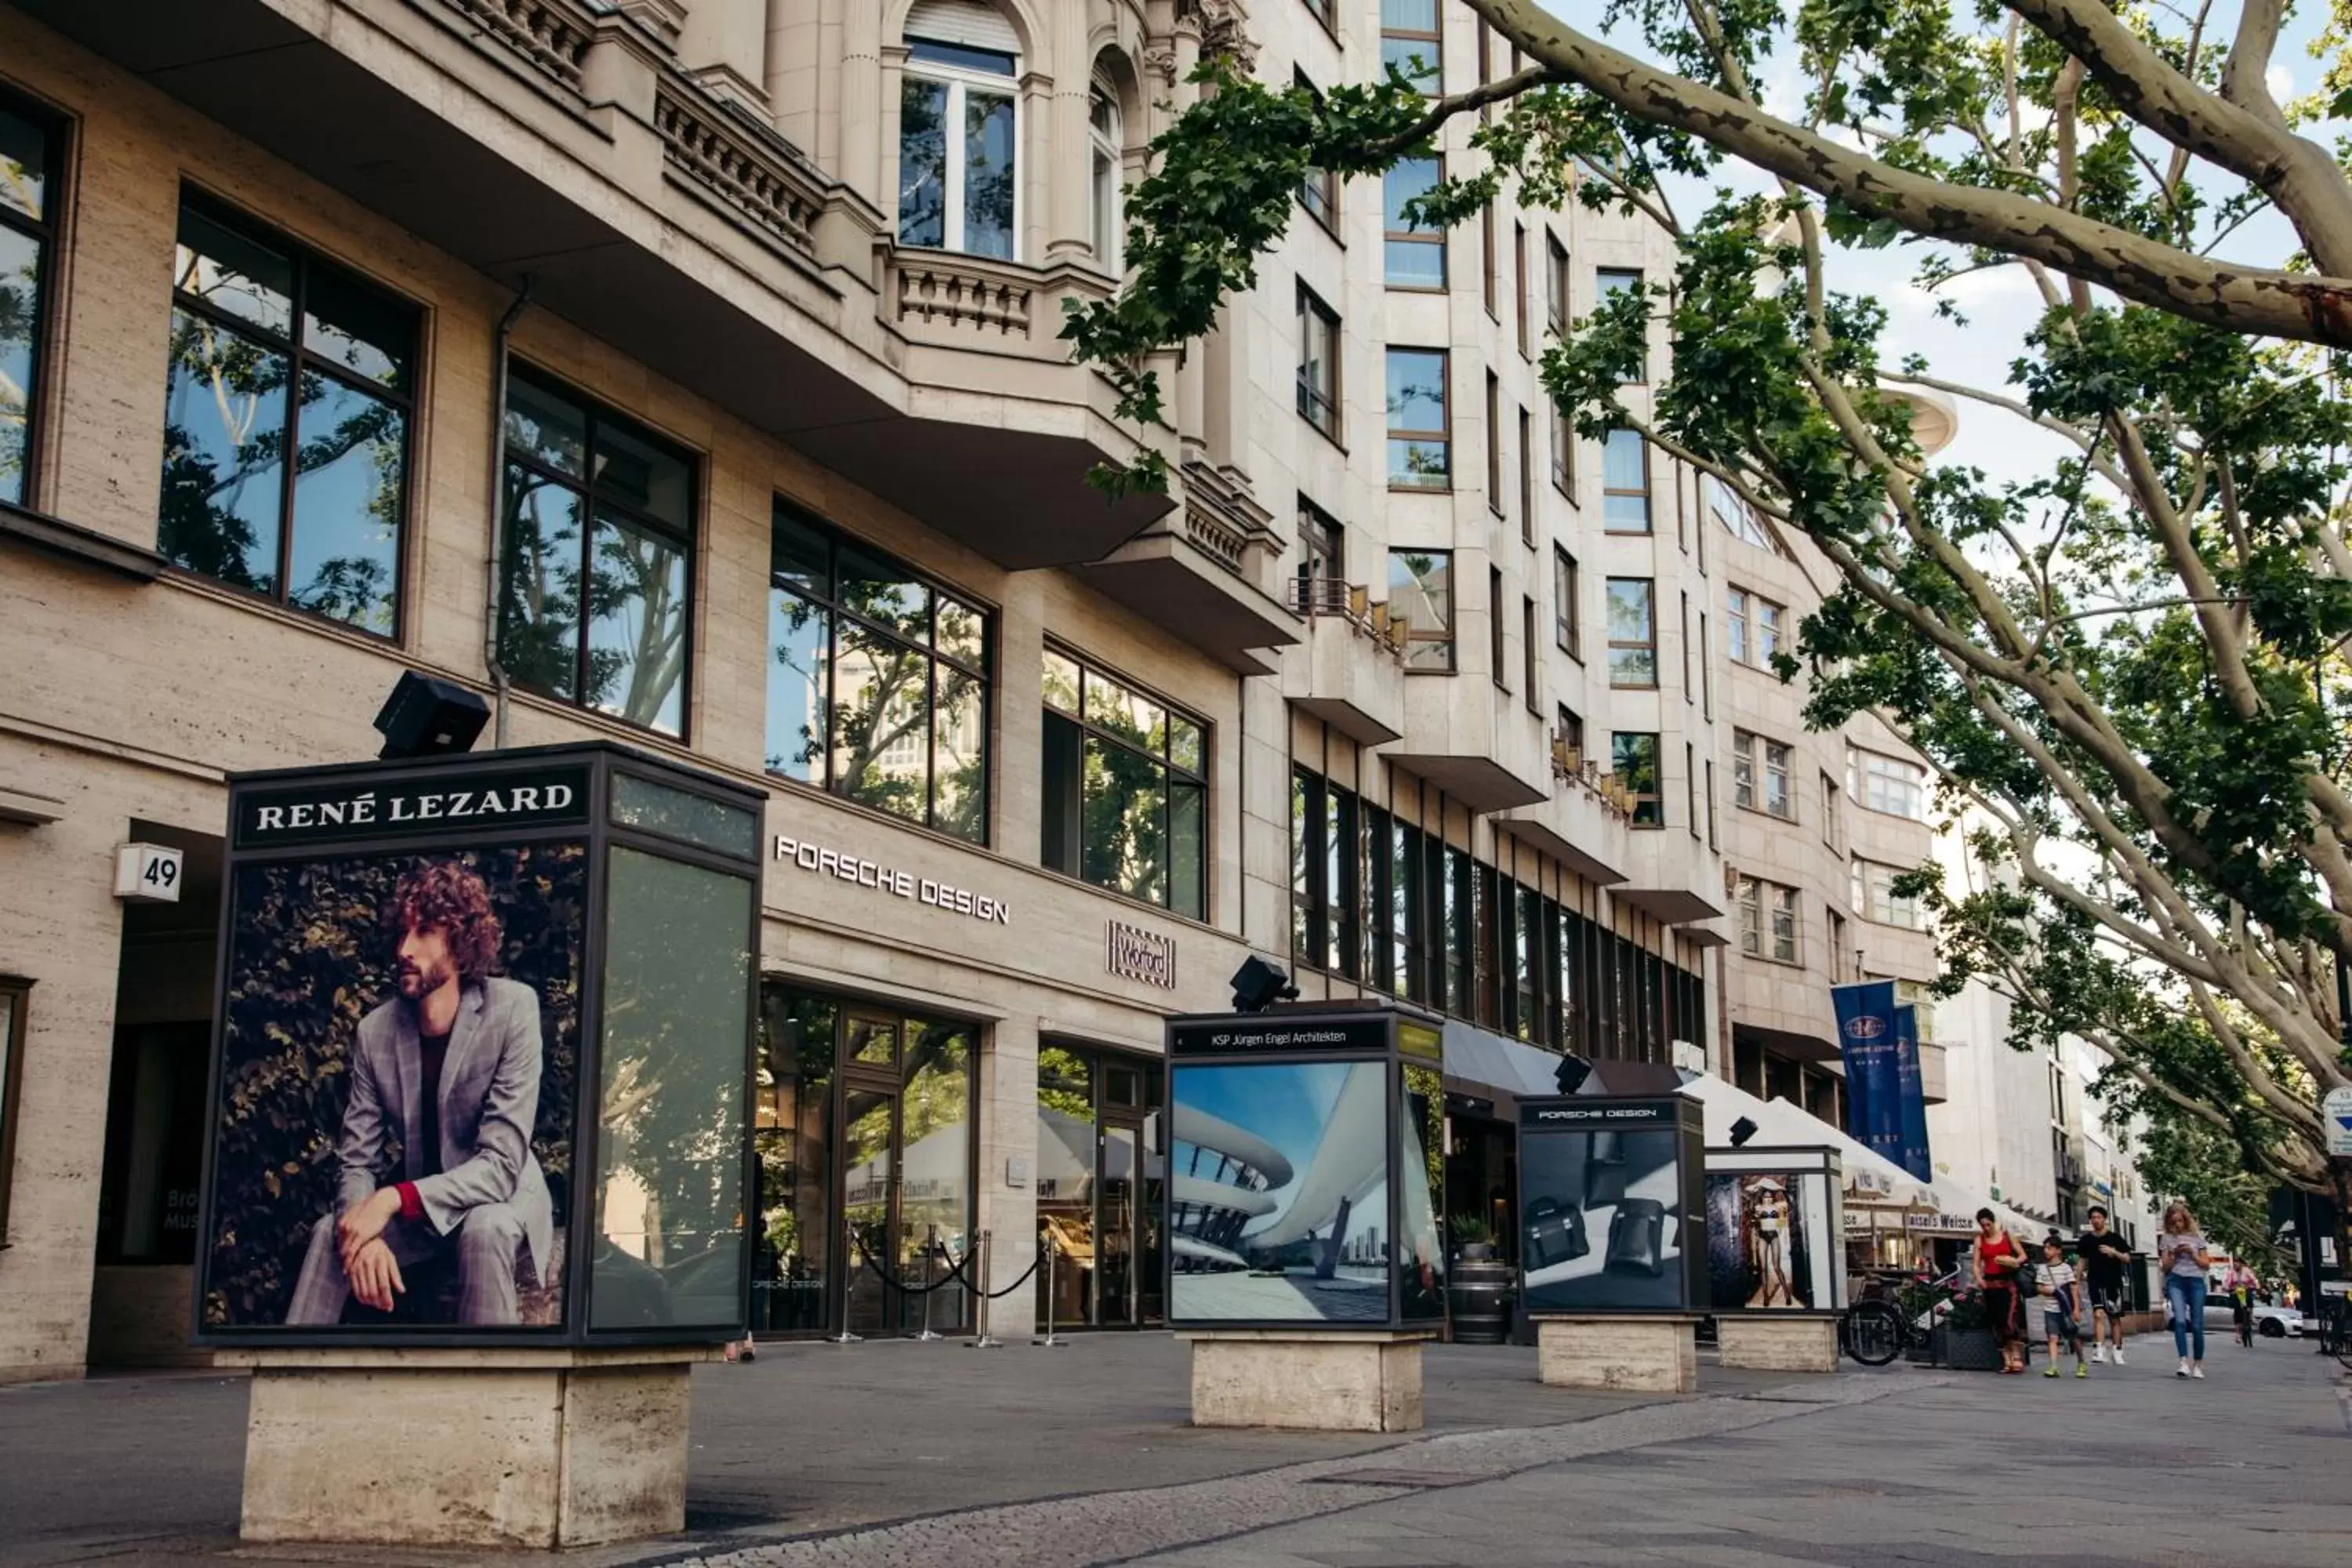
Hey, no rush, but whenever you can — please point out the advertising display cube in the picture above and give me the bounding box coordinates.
[1518,1094,1707,1315]
[1518,1094,1706,1392]
[1704,1145,1847,1314]
[193,742,762,1544]
[1165,1006,1443,1430]
[1704,1145,1847,1373]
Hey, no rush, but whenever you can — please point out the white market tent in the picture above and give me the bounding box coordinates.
[1672,1069,2046,1243]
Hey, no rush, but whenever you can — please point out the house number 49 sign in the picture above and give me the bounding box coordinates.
[114,841,186,904]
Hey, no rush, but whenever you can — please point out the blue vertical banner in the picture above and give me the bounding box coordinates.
[1831,979,1902,1165]
[1892,1004,1933,1181]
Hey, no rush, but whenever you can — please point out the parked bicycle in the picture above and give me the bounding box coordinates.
[2315,1290,2352,1370]
[1840,1265,1963,1367]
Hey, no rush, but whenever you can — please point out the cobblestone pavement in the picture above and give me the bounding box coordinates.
[657,1373,1918,1568]
[1142,1335,2352,1568]
[4,1331,2343,1566]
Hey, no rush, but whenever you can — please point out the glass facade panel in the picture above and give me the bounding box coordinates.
[590,848,753,1331]
[162,197,416,632]
[764,503,991,843]
[1040,652,1208,919]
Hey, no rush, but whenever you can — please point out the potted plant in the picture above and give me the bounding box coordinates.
[1446,1218,1513,1344]
[1932,1287,2006,1371]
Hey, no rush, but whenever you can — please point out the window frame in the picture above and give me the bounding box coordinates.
[1852,745,1929,820]
[1553,546,1581,657]
[1295,281,1342,443]
[1544,233,1568,336]
[1041,646,1210,919]
[1381,0,1443,95]
[1489,563,1508,692]
[1293,72,1341,234]
[764,498,993,842]
[1517,404,1534,542]
[1382,155,1447,290]
[1602,426,1651,534]
[1737,875,1802,964]
[1612,731,1663,829]
[0,977,27,1247]
[163,189,422,639]
[500,361,699,739]
[1484,370,1503,516]
[1595,266,1646,382]
[1514,221,1530,358]
[1,89,65,514]
[1523,594,1541,713]
[1853,858,1926,930]
[1087,79,1123,274]
[1297,493,1343,599]
[1385,346,1451,492]
[1732,730,1795,821]
[899,35,1025,260]
[1388,546,1457,672]
[1604,575,1657,689]
[1481,201,1499,318]
[1551,405,1575,499]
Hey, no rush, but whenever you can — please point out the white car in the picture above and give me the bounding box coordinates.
[2199,1297,2302,1338]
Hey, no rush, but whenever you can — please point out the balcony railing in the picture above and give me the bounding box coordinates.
[439,0,601,93]
[652,83,825,254]
[1287,577,1405,655]
[891,253,1035,336]
[1550,725,1635,822]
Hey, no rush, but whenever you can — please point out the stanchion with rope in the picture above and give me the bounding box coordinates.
[911,1225,944,1341]
[1033,1231,1067,1348]
[828,1214,863,1344]
[967,1229,1003,1348]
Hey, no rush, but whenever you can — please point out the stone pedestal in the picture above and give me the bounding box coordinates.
[216,1345,719,1548]
[1533,1314,1700,1393]
[1715,1312,1842,1373]
[1179,1330,1434,1432]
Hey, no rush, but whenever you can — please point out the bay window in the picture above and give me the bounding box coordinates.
[1737,876,1801,964]
[1612,731,1662,828]
[899,13,1020,260]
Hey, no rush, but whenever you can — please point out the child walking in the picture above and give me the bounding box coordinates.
[2037,1233,2089,1378]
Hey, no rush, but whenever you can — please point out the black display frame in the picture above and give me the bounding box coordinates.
[1700,1143,1849,1316]
[192,739,765,1349]
[1161,1004,1445,1335]
[1515,1092,1708,1316]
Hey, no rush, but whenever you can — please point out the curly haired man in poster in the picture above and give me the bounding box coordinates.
[284,860,554,1326]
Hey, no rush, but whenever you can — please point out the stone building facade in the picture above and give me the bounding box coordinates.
[0,0,1937,1381]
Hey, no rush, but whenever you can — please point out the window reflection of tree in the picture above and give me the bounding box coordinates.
[159,222,408,633]
[766,520,989,843]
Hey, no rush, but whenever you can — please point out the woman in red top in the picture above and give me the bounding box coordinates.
[1974,1208,2029,1373]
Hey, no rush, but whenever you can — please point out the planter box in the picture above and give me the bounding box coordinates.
[1933,1325,2006,1370]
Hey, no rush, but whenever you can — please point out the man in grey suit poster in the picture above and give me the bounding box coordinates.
[285,860,556,1326]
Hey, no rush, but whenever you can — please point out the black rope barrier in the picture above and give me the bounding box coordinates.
[844,1228,1043,1302]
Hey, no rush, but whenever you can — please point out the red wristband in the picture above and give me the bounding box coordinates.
[396,1181,423,1224]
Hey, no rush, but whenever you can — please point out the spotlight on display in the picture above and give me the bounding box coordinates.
[1552,1054,1593,1096]
[1729,1116,1759,1149]
[372,670,489,760]
[1228,954,1299,1013]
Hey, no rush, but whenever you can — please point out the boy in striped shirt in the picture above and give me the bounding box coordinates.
[2037,1233,2089,1378]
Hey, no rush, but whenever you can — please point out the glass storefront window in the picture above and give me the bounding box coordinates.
[753,983,978,1338]
[1036,1044,1163,1330]
[589,848,753,1331]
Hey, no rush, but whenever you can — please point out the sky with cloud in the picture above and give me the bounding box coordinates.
[1573,0,2347,494]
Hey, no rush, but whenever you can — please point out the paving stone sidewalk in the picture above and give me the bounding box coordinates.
[0,1334,1891,1566]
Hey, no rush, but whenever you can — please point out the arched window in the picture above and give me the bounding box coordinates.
[1088,78,1121,274]
[900,1,1022,260]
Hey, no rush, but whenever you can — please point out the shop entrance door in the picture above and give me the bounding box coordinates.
[1036,1044,1164,1329]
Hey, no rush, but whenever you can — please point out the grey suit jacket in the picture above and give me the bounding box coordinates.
[335,975,554,1278]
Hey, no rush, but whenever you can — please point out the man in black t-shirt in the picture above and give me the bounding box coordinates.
[2076,1205,2133,1364]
